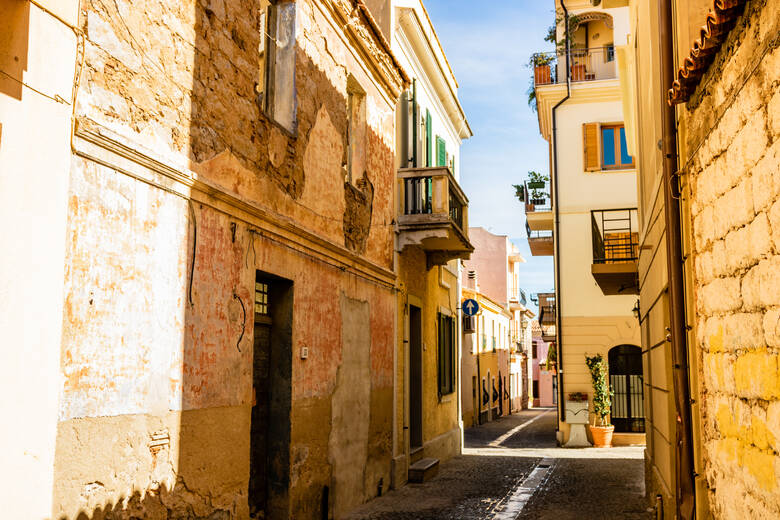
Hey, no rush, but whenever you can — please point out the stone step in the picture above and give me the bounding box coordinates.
[408,457,439,483]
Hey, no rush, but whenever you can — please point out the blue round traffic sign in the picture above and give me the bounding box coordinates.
[462,298,479,316]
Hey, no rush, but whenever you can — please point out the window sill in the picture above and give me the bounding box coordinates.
[590,167,635,174]
[439,392,454,403]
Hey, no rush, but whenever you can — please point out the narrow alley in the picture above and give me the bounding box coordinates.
[3,0,779,518]
[348,409,650,520]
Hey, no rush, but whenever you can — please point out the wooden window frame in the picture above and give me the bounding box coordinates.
[600,123,634,170]
[437,312,456,396]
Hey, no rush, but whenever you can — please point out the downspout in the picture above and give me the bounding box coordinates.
[659,1,695,517]
[476,335,482,425]
[552,1,571,423]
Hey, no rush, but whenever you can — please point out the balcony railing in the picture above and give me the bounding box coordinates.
[591,209,639,264]
[590,209,640,294]
[532,46,617,87]
[521,180,552,213]
[397,166,473,266]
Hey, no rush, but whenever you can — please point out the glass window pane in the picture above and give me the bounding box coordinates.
[619,127,633,165]
[602,127,616,166]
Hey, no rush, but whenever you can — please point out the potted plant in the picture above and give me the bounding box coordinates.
[531,52,554,85]
[527,171,549,205]
[544,344,557,373]
[585,354,614,447]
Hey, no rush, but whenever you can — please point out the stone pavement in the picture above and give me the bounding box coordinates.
[346,408,652,519]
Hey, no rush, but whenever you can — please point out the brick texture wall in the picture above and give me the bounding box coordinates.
[684,1,780,516]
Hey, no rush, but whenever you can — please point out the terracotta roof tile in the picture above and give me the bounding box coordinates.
[667,0,747,105]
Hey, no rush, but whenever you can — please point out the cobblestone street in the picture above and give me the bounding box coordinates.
[347,409,651,520]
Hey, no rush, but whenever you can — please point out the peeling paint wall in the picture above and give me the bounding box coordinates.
[51,0,402,518]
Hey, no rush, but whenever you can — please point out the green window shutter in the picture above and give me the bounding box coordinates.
[425,109,432,167]
[437,313,444,394]
[436,136,446,167]
[451,156,456,176]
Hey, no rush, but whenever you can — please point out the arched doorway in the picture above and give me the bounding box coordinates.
[608,345,644,433]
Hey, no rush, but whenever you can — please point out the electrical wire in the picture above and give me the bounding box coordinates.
[233,292,246,352]
[0,69,70,105]
[187,200,197,306]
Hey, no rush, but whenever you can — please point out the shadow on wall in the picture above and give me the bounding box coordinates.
[0,0,29,99]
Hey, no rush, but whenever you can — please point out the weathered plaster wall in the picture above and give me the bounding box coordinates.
[682,1,780,516]
[77,0,397,265]
[53,0,401,518]
[396,247,460,470]
[0,1,79,516]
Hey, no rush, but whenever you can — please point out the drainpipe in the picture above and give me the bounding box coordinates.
[552,1,571,423]
[659,1,695,517]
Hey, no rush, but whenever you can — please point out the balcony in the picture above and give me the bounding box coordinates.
[533,47,617,88]
[520,180,553,232]
[591,209,639,295]
[532,47,619,141]
[537,292,557,342]
[397,166,473,267]
[526,223,554,256]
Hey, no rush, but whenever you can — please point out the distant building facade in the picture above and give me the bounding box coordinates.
[461,228,533,426]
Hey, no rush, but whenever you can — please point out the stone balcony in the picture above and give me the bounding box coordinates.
[397,166,473,267]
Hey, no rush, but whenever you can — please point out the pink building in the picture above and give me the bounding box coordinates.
[531,328,555,408]
[462,228,533,416]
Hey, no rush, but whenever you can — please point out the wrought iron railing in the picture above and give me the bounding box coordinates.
[404,176,432,215]
[522,180,551,213]
[532,46,617,87]
[591,208,639,264]
[526,221,553,240]
[400,167,468,233]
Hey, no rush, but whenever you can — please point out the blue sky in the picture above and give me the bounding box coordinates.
[425,0,556,314]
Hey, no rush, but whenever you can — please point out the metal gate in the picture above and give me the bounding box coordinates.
[608,345,645,433]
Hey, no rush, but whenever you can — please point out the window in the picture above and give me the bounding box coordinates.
[436,136,447,167]
[605,43,615,62]
[601,125,633,169]
[254,281,269,315]
[532,341,538,359]
[532,380,539,399]
[346,76,366,184]
[583,122,634,171]
[438,313,455,395]
[256,0,296,133]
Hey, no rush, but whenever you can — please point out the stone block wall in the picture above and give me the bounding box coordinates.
[684,0,780,516]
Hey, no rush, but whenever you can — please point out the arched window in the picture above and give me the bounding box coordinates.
[608,345,644,433]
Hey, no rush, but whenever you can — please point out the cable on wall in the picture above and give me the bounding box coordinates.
[233,291,246,353]
[187,200,198,306]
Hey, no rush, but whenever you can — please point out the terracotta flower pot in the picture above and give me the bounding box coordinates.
[534,64,551,85]
[589,424,614,448]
